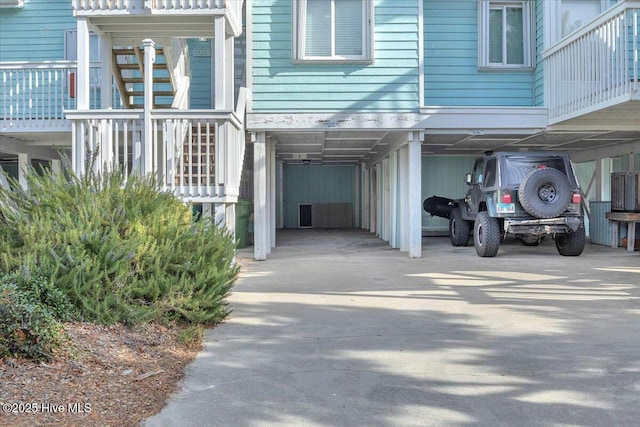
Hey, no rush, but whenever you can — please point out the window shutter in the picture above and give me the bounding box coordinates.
[305,0,331,56]
[335,0,363,56]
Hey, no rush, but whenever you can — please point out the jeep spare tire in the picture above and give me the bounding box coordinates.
[518,167,571,218]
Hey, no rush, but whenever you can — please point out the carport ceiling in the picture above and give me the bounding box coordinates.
[269,130,640,164]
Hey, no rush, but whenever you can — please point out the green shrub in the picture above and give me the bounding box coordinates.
[0,270,67,361]
[0,161,239,326]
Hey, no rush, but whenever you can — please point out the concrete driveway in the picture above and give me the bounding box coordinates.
[146,230,640,427]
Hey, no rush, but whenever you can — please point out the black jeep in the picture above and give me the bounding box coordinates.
[423,151,585,257]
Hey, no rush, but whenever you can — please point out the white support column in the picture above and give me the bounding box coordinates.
[253,133,268,260]
[277,161,284,229]
[269,138,277,250]
[202,203,213,218]
[381,158,390,242]
[370,165,377,234]
[100,35,113,109]
[226,203,236,239]
[76,18,91,111]
[214,16,227,109]
[18,153,31,191]
[361,164,369,230]
[214,203,226,227]
[398,146,409,252]
[354,164,361,229]
[407,132,423,258]
[389,151,398,248]
[143,39,156,175]
[225,34,235,109]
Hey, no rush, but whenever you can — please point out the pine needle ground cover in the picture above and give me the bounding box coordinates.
[0,166,239,339]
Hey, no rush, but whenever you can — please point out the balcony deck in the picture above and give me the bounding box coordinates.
[543,1,640,127]
[71,0,243,38]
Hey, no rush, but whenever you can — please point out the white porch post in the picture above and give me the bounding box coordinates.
[407,131,423,258]
[354,164,361,229]
[143,39,156,175]
[226,203,236,237]
[254,132,268,260]
[76,18,90,111]
[268,138,276,250]
[398,146,409,252]
[214,16,227,109]
[18,153,31,191]
[389,151,398,248]
[277,161,284,229]
[381,158,390,242]
[214,203,226,227]
[100,35,113,109]
[361,164,370,230]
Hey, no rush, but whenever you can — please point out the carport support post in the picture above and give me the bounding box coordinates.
[398,146,409,252]
[407,132,422,258]
[253,132,268,260]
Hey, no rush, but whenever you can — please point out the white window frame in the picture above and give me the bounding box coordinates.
[292,0,374,64]
[478,0,534,70]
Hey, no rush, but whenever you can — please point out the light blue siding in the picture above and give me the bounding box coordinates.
[283,165,355,228]
[251,0,420,112]
[0,0,75,61]
[188,39,213,109]
[421,156,476,233]
[534,0,544,106]
[424,0,536,107]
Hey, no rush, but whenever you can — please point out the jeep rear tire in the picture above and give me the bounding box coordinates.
[449,208,471,246]
[555,224,586,256]
[474,211,500,257]
[519,167,571,218]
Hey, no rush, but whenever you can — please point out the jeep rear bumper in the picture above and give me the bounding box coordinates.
[504,217,582,236]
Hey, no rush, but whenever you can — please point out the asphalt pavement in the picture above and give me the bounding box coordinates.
[145,229,640,427]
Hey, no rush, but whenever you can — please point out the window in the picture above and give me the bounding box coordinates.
[293,0,374,63]
[64,30,101,62]
[479,1,534,69]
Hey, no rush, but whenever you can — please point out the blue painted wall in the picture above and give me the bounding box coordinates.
[283,164,355,228]
[423,0,536,106]
[251,0,420,112]
[188,39,213,108]
[0,0,75,61]
[422,155,476,233]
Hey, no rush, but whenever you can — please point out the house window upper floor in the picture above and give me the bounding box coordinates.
[478,0,534,70]
[292,0,374,64]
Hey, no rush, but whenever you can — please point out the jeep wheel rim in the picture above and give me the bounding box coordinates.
[538,183,557,204]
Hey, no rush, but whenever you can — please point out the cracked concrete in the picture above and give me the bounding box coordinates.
[145,229,640,427]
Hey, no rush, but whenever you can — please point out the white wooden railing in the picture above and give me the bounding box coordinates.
[0,61,114,129]
[543,1,640,124]
[66,102,246,201]
[71,0,241,14]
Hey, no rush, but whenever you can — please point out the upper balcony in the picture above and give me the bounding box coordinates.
[71,0,243,38]
[543,1,640,127]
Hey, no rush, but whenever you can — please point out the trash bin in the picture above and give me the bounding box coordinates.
[235,200,252,248]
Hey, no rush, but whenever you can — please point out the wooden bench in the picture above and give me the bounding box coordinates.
[605,212,640,252]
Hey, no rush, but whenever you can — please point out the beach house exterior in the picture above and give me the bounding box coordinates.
[2,1,640,260]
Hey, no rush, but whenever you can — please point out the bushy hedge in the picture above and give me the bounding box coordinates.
[0,162,239,327]
[0,269,71,360]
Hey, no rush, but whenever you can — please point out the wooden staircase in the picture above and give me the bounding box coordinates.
[112,47,175,109]
[176,125,216,186]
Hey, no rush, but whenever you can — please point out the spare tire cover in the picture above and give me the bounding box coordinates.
[518,167,571,218]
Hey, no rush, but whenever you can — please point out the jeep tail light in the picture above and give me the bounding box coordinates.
[501,193,512,204]
[572,192,581,204]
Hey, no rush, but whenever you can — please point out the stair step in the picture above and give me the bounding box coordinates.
[121,77,172,84]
